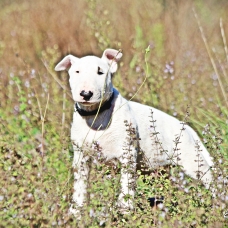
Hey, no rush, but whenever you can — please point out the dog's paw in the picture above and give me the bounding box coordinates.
[116,193,134,214]
[148,196,164,207]
[69,204,82,220]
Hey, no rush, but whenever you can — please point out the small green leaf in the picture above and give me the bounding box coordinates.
[145,45,150,54]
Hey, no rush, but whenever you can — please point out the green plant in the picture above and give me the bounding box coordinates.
[0,0,228,227]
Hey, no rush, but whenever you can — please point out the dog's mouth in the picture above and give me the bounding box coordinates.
[80,102,95,106]
[78,101,100,106]
[77,97,102,106]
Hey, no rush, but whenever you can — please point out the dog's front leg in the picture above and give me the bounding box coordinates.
[117,148,137,212]
[70,145,89,218]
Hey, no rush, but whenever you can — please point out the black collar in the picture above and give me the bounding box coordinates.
[75,92,114,116]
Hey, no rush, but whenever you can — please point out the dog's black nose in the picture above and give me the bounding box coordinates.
[80,90,93,101]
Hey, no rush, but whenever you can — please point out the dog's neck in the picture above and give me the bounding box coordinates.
[75,92,114,117]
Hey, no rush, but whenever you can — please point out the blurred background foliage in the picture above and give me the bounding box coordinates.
[0,0,228,227]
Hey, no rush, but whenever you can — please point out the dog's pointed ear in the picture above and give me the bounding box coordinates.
[101,49,123,73]
[55,55,79,71]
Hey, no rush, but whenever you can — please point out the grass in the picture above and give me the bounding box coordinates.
[0,0,228,227]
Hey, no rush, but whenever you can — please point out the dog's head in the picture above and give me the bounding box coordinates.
[55,49,122,106]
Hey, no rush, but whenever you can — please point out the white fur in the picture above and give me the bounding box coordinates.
[55,48,214,217]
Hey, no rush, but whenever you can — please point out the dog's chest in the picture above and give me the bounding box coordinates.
[71,113,127,159]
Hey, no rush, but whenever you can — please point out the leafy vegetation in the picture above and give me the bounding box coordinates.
[0,0,227,227]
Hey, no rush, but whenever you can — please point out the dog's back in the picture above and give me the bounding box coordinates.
[128,100,213,184]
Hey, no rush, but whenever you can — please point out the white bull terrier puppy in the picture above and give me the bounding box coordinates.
[55,48,214,216]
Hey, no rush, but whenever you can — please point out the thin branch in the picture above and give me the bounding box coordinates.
[34,89,43,121]
[34,90,50,157]
[61,88,66,135]
[193,9,228,108]
[220,18,228,65]
[212,47,228,86]
[41,58,73,100]
[96,46,151,142]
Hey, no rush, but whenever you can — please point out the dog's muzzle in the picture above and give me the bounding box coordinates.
[75,92,114,116]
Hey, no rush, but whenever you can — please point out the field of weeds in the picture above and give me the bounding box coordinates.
[0,0,227,227]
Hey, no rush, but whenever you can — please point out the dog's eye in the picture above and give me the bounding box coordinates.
[97,67,104,75]
[76,71,79,73]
